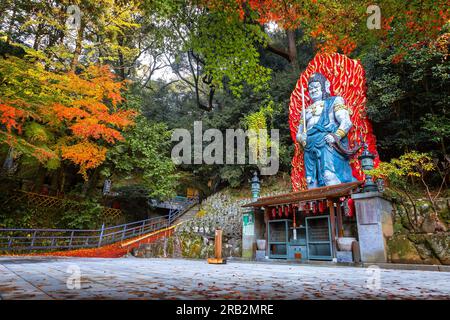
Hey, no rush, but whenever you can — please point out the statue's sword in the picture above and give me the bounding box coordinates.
[293,85,307,241]
[301,85,306,134]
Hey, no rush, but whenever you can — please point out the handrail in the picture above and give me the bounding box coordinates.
[0,197,198,252]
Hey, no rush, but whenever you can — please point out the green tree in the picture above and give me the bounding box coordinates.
[106,116,177,200]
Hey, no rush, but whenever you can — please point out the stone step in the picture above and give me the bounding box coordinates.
[173,204,200,224]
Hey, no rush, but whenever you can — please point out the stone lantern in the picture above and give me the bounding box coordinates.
[251,171,261,200]
[102,179,112,195]
[358,143,378,192]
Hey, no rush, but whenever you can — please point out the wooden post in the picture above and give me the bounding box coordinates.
[264,206,269,257]
[328,200,337,259]
[336,203,344,238]
[207,228,226,264]
[215,228,222,260]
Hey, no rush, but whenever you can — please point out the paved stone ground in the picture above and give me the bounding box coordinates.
[0,256,449,300]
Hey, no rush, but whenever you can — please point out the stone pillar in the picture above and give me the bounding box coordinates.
[242,172,262,260]
[351,191,394,263]
[242,210,256,259]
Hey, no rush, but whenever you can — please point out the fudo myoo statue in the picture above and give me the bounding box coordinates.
[289,53,378,192]
[296,73,355,189]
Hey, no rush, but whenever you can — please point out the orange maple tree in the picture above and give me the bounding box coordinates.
[0,53,136,180]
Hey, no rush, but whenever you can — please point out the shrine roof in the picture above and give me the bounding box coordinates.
[242,181,363,208]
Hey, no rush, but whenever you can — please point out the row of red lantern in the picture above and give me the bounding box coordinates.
[268,197,355,219]
[269,200,329,219]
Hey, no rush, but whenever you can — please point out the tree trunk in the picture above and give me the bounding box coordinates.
[33,23,44,50]
[6,2,17,43]
[265,29,299,69]
[81,167,101,197]
[71,20,85,71]
[34,166,48,193]
[286,30,298,69]
[117,35,126,80]
[87,166,101,197]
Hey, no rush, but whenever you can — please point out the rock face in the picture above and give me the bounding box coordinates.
[386,196,449,265]
[388,232,450,265]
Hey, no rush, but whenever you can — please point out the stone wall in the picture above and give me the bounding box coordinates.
[132,185,291,259]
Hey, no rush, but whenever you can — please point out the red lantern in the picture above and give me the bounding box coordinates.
[278,206,283,217]
[348,198,355,218]
[271,207,276,218]
[304,202,310,212]
[312,201,317,214]
[284,205,289,217]
[318,200,324,213]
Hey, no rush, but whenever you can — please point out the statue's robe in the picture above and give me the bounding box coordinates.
[304,96,355,187]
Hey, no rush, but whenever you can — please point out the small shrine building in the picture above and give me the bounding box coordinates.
[241,178,394,264]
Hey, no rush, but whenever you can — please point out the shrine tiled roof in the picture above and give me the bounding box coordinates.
[242,181,363,208]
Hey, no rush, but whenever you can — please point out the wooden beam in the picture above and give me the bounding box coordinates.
[336,203,344,238]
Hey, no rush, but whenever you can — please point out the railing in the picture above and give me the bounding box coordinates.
[168,197,198,224]
[0,197,198,252]
[4,190,122,219]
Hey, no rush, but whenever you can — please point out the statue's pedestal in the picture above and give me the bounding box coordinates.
[352,192,394,263]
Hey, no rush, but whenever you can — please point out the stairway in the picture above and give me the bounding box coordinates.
[173,203,200,224]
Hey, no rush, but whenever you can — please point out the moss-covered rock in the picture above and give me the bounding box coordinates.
[425,233,450,265]
[388,235,424,264]
[404,232,450,265]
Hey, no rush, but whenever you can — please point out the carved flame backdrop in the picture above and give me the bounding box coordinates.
[289,53,379,191]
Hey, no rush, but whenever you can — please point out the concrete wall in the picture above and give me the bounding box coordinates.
[352,191,394,263]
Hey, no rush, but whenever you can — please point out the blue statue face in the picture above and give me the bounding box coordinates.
[308,81,323,102]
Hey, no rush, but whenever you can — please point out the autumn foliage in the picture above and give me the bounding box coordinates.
[203,0,449,55]
[0,54,136,179]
